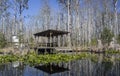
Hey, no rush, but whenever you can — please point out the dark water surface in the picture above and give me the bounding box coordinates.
[0,58,120,76]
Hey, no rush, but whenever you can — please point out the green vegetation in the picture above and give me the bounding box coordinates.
[17,52,93,66]
[102,61,113,72]
[90,38,98,46]
[18,34,24,43]
[0,55,18,63]
[101,27,114,45]
[0,52,99,66]
[29,37,34,44]
[0,33,7,48]
[105,49,120,54]
[116,58,120,61]
[116,34,120,44]
[0,50,120,66]
[29,37,34,48]
[90,54,98,63]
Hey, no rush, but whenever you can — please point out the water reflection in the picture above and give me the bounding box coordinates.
[0,58,120,76]
[0,63,24,76]
[34,63,69,74]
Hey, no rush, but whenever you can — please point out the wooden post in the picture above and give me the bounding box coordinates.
[37,36,39,46]
[57,36,59,47]
[56,36,58,47]
[50,32,53,53]
[35,36,38,54]
[45,35,47,54]
[38,36,39,46]
[46,35,48,47]
[48,37,50,47]
[35,36,37,47]
[50,32,52,47]
[52,36,54,47]
[40,37,42,47]
[61,35,64,47]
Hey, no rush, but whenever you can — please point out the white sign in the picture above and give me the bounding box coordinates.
[12,35,19,43]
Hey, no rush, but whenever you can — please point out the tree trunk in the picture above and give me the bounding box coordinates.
[67,0,71,47]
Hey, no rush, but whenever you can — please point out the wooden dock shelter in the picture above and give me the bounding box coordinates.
[34,29,72,54]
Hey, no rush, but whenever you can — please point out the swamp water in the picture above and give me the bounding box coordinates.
[0,55,120,76]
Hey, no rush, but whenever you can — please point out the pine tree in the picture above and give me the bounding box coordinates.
[101,27,114,45]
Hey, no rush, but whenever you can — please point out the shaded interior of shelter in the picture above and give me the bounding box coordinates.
[37,48,56,54]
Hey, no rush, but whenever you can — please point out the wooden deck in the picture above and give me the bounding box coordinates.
[35,46,105,54]
[35,47,73,54]
[55,47,73,52]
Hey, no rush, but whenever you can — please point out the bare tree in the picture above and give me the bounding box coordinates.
[113,0,119,37]
[12,0,29,43]
[58,0,74,47]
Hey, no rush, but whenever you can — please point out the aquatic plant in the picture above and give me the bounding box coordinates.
[0,52,92,66]
[0,52,119,67]
[105,49,120,54]
[20,53,99,66]
[0,55,18,63]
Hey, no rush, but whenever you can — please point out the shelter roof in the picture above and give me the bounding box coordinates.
[34,29,69,37]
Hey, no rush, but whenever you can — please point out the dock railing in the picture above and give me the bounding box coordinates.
[37,42,58,47]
